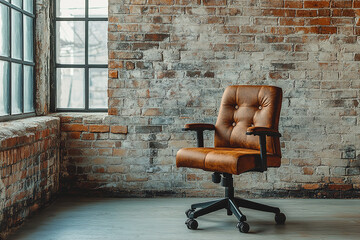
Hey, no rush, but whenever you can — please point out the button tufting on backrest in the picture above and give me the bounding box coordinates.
[215,85,282,156]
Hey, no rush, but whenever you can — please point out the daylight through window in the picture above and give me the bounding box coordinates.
[54,0,108,111]
[0,0,35,120]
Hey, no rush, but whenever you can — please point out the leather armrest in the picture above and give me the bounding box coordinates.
[246,126,281,137]
[182,123,215,148]
[183,123,215,131]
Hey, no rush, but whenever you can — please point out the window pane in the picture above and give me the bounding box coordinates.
[89,21,107,64]
[11,9,22,60]
[12,0,22,8]
[89,0,108,17]
[0,61,9,116]
[0,4,10,57]
[24,15,33,62]
[57,68,85,109]
[24,65,33,113]
[11,63,22,114]
[23,0,33,14]
[56,0,85,17]
[56,21,85,64]
[89,68,107,109]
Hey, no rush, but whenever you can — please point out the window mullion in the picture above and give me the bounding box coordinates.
[8,3,12,115]
[21,0,24,114]
[85,0,89,110]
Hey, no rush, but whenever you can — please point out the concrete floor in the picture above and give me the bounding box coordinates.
[8,197,360,240]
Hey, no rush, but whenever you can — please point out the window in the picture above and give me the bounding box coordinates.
[53,0,108,112]
[0,0,35,120]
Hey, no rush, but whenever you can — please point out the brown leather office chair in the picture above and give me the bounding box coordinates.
[176,85,285,233]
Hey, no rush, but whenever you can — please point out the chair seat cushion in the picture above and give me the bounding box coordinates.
[176,147,281,175]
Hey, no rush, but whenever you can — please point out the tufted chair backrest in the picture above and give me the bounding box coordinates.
[215,85,282,156]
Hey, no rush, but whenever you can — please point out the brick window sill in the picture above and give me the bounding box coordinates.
[0,116,60,151]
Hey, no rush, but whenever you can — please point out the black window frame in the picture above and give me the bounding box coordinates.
[51,0,108,112]
[0,0,36,122]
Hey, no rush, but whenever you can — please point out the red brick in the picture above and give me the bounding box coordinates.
[68,132,81,139]
[304,1,330,8]
[111,126,128,134]
[3,138,18,149]
[157,70,176,79]
[108,108,118,115]
[143,108,162,116]
[269,71,289,80]
[355,1,360,8]
[207,16,224,24]
[131,0,147,4]
[355,27,360,35]
[60,116,73,123]
[186,173,202,181]
[113,149,127,156]
[285,1,303,8]
[108,70,118,78]
[89,125,110,133]
[270,27,296,35]
[203,0,226,6]
[303,167,314,175]
[61,124,88,132]
[280,18,305,26]
[126,61,135,70]
[41,129,50,138]
[98,148,112,156]
[148,0,173,4]
[319,26,337,34]
[109,60,124,69]
[303,183,321,190]
[342,9,355,17]
[296,9,318,17]
[331,0,352,8]
[328,184,353,191]
[106,165,126,173]
[144,34,170,41]
[308,17,331,25]
[94,167,105,173]
[354,53,360,61]
[259,36,284,43]
[318,9,331,16]
[82,133,95,140]
[108,16,119,23]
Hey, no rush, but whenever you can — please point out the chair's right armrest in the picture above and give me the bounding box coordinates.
[183,123,215,131]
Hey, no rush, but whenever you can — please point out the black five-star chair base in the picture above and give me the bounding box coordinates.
[184,173,286,233]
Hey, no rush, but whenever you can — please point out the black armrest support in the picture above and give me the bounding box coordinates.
[182,123,215,147]
[246,127,282,172]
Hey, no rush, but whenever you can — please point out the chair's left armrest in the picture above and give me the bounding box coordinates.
[182,123,215,147]
[246,127,281,172]
[246,126,281,137]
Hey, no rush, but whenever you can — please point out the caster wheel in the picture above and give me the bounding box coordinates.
[185,209,195,218]
[236,222,250,233]
[275,213,286,225]
[185,219,198,230]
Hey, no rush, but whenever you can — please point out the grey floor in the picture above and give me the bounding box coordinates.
[8,197,360,240]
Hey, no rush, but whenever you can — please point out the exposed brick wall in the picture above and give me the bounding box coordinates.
[103,0,360,197]
[55,114,129,195]
[0,117,60,239]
